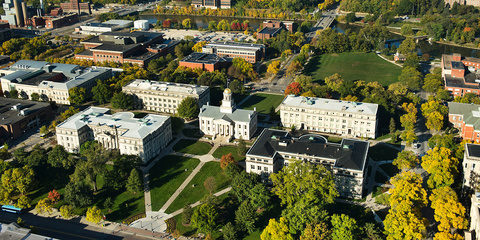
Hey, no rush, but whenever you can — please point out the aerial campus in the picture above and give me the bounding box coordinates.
[1,0,480,240]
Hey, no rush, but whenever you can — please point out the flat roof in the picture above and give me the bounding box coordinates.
[280,95,378,116]
[452,61,464,70]
[444,74,480,89]
[180,52,228,64]
[123,79,209,95]
[57,107,170,139]
[247,129,369,171]
[0,97,50,126]
[204,41,264,50]
[467,143,480,158]
[258,27,282,35]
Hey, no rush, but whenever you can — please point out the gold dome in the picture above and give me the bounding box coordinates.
[224,88,232,94]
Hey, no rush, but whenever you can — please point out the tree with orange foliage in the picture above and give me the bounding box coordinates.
[221,153,237,170]
[48,189,60,203]
[284,82,302,96]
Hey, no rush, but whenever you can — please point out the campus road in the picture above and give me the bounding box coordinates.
[0,212,154,240]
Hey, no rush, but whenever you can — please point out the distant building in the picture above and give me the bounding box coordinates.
[0,97,52,143]
[441,53,480,97]
[246,129,369,199]
[43,13,79,29]
[56,107,172,163]
[445,0,480,7]
[448,102,480,142]
[60,0,91,15]
[393,51,406,62]
[199,88,257,140]
[75,31,177,67]
[1,0,27,27]
[202,42,265,63]
[122,79,210,114]
[191,0,230,9]
[0,60,113,105]
[179,52,231,72]
[279,95,379,139]
[76,19,133,35]
[0,222,58,240]
[256,20,294,40]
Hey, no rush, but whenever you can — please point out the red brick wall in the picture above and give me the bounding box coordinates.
[451,69,465,78]
[445,86,480,97]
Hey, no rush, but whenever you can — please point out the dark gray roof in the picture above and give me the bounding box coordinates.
[258,27,282,35]
[467,143,480,158]
[247,129,369,171]
[181,52,228,64]
[444,74,480,89]
[0,98,50,125]
[452,61,464,70]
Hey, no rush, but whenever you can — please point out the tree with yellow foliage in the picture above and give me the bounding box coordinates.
[267,61,281,76]
[260,217,294,240]
[421,100,448,132]
[384,200,429,240]
[388,171,427,208]
[430,187,467,233]
[35,198,53,215]
[393,150,419,170]
[86,206,102,224]
[400,102,418,145]
[192,41,207,52]
[421,147,459,189]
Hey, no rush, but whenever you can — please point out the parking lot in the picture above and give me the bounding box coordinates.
[154,29,256,42]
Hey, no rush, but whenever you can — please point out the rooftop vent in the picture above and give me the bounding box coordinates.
[279,141,288,147]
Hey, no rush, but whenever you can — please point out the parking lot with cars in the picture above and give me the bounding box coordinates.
[156,29,255,42]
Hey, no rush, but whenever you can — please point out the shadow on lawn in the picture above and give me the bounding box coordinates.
[240,95,266,108]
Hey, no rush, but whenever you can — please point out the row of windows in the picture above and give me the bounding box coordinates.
[250,164,269,171]
[217,50,255,56]
[96,54,120,59]
[282,109,374,119]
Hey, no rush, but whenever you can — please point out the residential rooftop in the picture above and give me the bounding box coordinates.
[280,95,379,116]
[180,52,228,64]
[123,79,209,95]
[56,107,169,139]
[448,102,480,129]
[0,97,51,126]
[258,27,283,35]
[247,129,369,171]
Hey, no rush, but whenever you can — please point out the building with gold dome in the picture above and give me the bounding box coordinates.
[198,88,257,140]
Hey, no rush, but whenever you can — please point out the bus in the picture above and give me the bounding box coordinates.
[1,205,23,214]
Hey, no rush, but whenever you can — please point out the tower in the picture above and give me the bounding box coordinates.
[220,88,236,114]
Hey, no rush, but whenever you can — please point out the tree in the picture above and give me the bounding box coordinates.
[177,96,199,119]
[345,12,356,23]
[228,79,243,94]
[0,144,11,160]
[398,37,416,55]
[182,204,193,225]
[48,145,75,169]
[111,92,133,110]
[270,160,338,208]
[48,189,61,203]
[204,176,216,195]
[64,181,92,207]
[72,141,109,192]
[192,41,207,52]
[300,222,331,240]
[235,201,257,234]
[231,171,258,203]
[260,217,294,240]
[421,100,448,132]
[389,118,396,134]
[30,92,39,101]
[9,89,18,99]
[191,203,218,234]
[0,166,35,204]
[430,186,467,233]
[401,24,414,35]
[388,171,427,208]
[86,206,102,224]
[224,163,241,179]
[126,168,143,194]
[220,153,237,170]
[267,61,281,76]
[400,102,418,145]
[324,73,344,92]
[423,73,443,93]
[237,139,247,157]
[384,200,428,240]
[398,66,422,91]
[92,80,112,105]
[223,222,237,240]
[284,82,302,96]
[24,144,47,167]
[182,18,194,29]
[68,87,87,105]
[249,184,270,210]
[39,125,48,135]
[331,214,360,240]
[35,198,53,215]
[393,150,419,170]
[421,147,459,189]
[60,205,74,219]
[282,201,327,234]
[60,106,79,121]
[15,195,31,209]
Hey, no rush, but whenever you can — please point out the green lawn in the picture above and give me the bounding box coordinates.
[304,52,402,86]
[173,139,212,155]
[165,162,231,214]
[380,163,400,177]
[369,144,400,161]
[327,136,343,143]
[101,191,145,222]
[182,128,201,138]
[149,155,201,211]
[212,145,246,161]
[239,93,285,114]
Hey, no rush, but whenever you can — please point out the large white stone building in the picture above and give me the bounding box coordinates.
[0,60,113,105]
[246,129,369,199]
[122,79,210,114]
[279,96,379,139]
[198,88,257,140]
[464,143,480,191]
[56,107,172,163]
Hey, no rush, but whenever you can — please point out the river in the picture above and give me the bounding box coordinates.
[140,14,480,58]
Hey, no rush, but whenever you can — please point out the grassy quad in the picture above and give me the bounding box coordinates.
[149,155,201,211]
[165,162,231,214]
[304,52,402,86]
[173,139,212,155]
[212,145,246,161]
[239,93,285,114]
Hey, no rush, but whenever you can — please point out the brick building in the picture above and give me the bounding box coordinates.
[43,13,79,29]
[0,97,52,143]
[191,0,230,9]
[441,53,480,97]
[60,0,91,15]
[257,20,294,40]
[179,52,230,72]
[448,102,480,142]
[202,42,265,63]
[75,32,177,67]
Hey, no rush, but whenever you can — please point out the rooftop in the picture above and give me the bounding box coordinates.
[180,52,228,64]
[443,54,480,70]
[56,107,170,139]
[258,27,282,35]
[444,73,480,89]
[0,97,51,126]
[448,102,480,130]
[280,95,378,116]
[204,42,265,50]
[247,129,369,171]
[466,143,480,159]
[0,222,58,240]
[199,104,255,123]
[123,79,209,95]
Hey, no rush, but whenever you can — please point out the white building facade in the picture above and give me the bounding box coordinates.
[279,96,378,139]
[122,79,210,114]
[198,88,257,140]
[56,107,172,163]
[464,143,480,191]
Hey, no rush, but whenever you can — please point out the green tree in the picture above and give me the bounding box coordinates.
[60,205,74,219]
[24,144,47,167]
[30,92,39,101]
[191,203,218,234]
[9,89,18,99]
[282,201,328,234]
[64,181,92,207]
[422,73,443,93]
[421,147,459,189]
[68,87,87,105]
[15,195,31,209]
[126,168,143,194]
[92,80,112,105]
[0,166,35,204]
[398,66,422,91]
[182,18,194,29]
[238,139,247,157]
[235,201,257,234]
[324,73,344,92]
[182,204,193,225]
[111,92,133,110]
[177,96,199,119]
[249,184,270,210]
[48,145,75,169]
[72,141,109,192]
[398,37,416,55]
[393,150,419,170]
[260,217,294,240]
[61,106,79,121]
[223,222,237,240]
[231,171,257,203]
[389,118,396,134]
[300,221,331,240]
[331,214,360,240]
[39,125,48,135]
[86,206,102,224]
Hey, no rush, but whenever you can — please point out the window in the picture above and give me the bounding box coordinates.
[264,167,268,171]
[251,165,255,169]
[257,166,261,170]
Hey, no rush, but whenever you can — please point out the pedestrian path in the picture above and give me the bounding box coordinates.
[170,187,232,217]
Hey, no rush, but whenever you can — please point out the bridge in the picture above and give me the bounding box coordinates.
[306,15,335,38]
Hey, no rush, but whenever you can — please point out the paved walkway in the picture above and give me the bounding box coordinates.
[170,187,232,217]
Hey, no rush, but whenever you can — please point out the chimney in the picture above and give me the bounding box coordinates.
[14,0,24,27]
[21,1,28,26]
